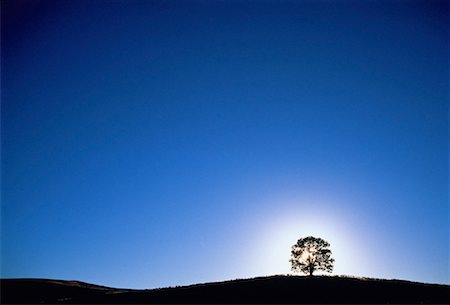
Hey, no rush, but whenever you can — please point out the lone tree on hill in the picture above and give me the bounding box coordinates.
[290,236,334,276]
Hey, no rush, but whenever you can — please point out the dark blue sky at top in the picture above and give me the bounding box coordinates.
[2,0,448,288]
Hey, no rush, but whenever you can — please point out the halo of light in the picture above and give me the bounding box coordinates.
[243,194,372,278]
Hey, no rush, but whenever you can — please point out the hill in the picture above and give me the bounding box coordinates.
[1,275,449,304]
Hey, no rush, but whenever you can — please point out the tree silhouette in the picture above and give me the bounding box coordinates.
[290,236,334,276]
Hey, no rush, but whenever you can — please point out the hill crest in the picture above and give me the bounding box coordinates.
[1,275,449,304]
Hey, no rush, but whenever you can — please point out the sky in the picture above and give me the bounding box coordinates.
[1,0,448,288]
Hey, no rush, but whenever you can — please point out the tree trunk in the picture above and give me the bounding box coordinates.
[309,264,314,276]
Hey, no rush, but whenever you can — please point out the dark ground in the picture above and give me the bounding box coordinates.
[1,275,449,304]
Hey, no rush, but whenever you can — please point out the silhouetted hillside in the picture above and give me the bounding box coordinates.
[1,275,449,304]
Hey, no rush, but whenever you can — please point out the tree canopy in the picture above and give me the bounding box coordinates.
[290,236,334,276]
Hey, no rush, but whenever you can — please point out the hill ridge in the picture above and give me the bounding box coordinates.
[1,275,449,304]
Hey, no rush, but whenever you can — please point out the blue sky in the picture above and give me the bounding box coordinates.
[2,0,448,288]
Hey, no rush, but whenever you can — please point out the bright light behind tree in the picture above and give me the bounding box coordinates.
[300,248,313,262]
[241,195,373,279]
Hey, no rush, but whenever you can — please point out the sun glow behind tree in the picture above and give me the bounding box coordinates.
[241,194,373,279]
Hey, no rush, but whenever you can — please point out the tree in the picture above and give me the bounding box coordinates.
[290,236,334,276]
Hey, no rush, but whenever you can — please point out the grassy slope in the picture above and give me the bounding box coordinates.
[1,275,449,304]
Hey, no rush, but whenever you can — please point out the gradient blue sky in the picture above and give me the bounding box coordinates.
[2,0,448,288]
